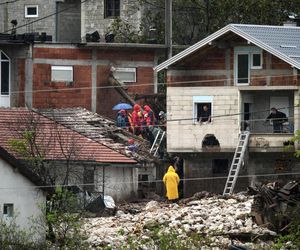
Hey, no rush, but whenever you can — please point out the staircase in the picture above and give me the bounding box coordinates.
[223,131,250,196]
[150,130,165,156]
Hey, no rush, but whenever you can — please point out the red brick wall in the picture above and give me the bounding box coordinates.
[32,64,92,109]
[31,46,156,117]
[168,47,297,86]
[34,48,92,60]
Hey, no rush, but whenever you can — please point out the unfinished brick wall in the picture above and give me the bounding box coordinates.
[32,64,92,109]
[30,45,156,117]
[168,44,297,87]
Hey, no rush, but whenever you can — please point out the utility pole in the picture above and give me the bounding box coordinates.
[165,0,172,59]
[3,3,8,32]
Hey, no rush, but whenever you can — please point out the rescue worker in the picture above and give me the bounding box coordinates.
[131,104,143,135]
[143,105,156,125]
[163,165,180,202]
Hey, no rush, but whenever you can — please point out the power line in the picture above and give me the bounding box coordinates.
[7,73,300,95]
[3,0,90,33]
[0,0,21,6]
[1,171,300,190]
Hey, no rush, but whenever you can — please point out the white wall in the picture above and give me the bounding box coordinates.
[94,166,138,202]
[0,157,46,238]
[167,87,240,152]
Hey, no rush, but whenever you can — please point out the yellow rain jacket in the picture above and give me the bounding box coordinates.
[163,166,180,200]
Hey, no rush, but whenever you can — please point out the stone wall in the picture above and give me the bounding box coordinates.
[0,0,56,39]
[81,0,141,39]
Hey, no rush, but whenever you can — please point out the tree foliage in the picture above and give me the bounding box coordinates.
[110,0,300,45]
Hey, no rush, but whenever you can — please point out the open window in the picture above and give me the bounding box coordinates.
[193,96,213,123]
[3,204,14,218]
[104,0,120,18]
[25,5,38,18]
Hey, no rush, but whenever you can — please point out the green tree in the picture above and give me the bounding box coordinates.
[110,0,300,45]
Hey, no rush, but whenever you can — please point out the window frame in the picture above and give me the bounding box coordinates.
[51,65,73,83]
[3,203,14,218]
[114,67,137,83]
[0,50,10,97]
[234,47,263,85]
[251,52,263,69]
[25,5,39,18]
[192,96,213,124]
[104,0,120,18]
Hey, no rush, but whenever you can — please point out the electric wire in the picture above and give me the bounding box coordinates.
[1,171,300,190]
[6,73,300,95]
[0,0,21,6]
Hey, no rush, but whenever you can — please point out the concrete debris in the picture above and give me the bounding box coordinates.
[84,194,277,249]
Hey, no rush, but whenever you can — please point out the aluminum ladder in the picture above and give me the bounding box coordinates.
[150,130,165,156]
[223,131,250,196]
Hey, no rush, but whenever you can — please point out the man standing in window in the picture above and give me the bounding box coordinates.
[199,105,211,124]
[265,107,288,133]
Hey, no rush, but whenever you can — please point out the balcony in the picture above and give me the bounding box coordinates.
[240,89,296,152]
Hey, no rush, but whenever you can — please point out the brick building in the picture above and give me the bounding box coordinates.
[155,24,300,196]
[0,41,164,119]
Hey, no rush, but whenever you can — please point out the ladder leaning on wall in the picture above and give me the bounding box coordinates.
[150,130,166,157]
[223,131,250,196]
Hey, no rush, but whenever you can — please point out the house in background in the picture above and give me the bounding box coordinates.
[0,108,139,202]
[0,146,46,240]
[0,40,164,119]
[155,24,300,196]
[0,0,143,42]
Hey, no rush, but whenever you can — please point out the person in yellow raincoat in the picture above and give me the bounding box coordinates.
[163,165,180,201]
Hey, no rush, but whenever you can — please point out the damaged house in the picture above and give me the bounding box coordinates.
[0,108,142,202]
[155,24,300,196]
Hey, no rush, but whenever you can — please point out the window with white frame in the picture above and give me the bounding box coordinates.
[234,47,263,85]
[114,67,136,83]
[251,52,263,69]
[25,5,38,18]
[193,96,213,123]
[51,66,73,82]
[3,204,14,218]
[0,51,10,96]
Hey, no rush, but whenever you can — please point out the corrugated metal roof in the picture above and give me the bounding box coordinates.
[0,108,136,164]
[232,24,300,66]
[154,24,300,72]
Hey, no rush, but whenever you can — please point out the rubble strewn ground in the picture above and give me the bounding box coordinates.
[84,193,279,249]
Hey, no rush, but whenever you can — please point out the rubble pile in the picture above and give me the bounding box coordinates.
[250,180,300,231]
[84,193,277,249]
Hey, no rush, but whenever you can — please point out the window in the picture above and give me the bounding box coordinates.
[51,66,73,82]
[0,51,10,96]
[25,5,38,18]
[212,159,229,174]
[3,204,14,218]
[251,53,262,69]
[114,68,136,83]
[193,96,213,123]
[234,47,263,85]
[236,53,249,84]
[104,0,120,18]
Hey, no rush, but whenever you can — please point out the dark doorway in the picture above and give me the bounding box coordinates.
[175,157,184,198]
[212,159,229,174]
